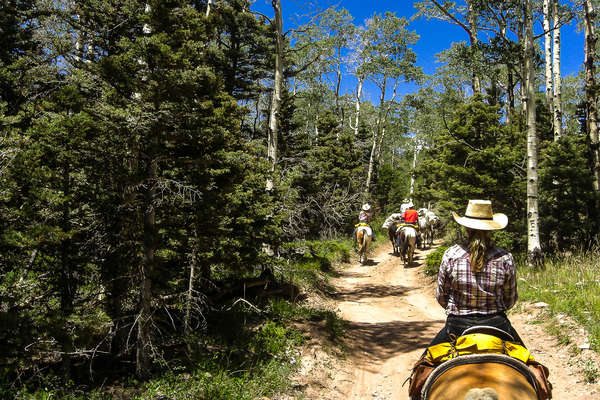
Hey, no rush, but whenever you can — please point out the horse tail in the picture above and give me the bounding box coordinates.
[400,229,408,253]
[356,229,364,252]
[362,230,369,249]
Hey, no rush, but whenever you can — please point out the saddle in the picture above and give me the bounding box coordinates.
[407,326,552,400]
[397,222,419,231]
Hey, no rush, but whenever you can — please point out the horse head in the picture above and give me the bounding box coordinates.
[463,388,499,400]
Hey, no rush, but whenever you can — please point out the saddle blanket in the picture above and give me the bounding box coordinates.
[356,225,373,236]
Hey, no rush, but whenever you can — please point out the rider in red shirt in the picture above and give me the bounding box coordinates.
[402,203,421,247]
[402,204,419,224]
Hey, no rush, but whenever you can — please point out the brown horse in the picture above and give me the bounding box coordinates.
[421,354,539,400]
[356,225,372,265]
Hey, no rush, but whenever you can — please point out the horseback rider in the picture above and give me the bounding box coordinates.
[427,199,524,348]
[401,202,421,247]
[356,203,375,240]
[409,200,550,400]
[400,198,412,214]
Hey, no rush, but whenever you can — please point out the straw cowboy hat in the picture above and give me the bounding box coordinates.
[452,200,508,231]
[362,203,371,211]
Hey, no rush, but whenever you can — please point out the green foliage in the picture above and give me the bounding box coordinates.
[0,0,281,393]
[280,239,352,290]
[255,321,303,358]
[424,245,449,276]
[416,98,527,252]
[279,112,364,239]
[539,134,600,250]
[373,164,411,213]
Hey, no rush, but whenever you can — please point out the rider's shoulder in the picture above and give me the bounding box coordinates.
[487,246,513,261]
[444,244,467,259]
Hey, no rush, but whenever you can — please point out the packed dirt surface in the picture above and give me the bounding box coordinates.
[287,241,600,400]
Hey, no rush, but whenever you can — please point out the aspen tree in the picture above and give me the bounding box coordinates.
[552,0,563,141]
[543,0,553,108]
[524,0,543,265]
[583,0,600,194]
[266,0,283,191]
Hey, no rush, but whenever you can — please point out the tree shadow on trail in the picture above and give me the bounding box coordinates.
[361,259,379,267]
[342,319,444,364]
[331,284,419,301]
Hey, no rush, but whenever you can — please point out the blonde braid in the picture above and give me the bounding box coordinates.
[466,228,492,273]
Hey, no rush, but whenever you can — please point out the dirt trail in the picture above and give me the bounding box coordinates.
[292,241,600,400]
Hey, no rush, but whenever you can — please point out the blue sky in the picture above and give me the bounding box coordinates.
[252,1,584,102]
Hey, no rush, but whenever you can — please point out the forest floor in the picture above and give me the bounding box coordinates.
[280,240,600,400]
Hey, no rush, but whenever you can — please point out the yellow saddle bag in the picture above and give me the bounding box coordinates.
[425,333,533,364]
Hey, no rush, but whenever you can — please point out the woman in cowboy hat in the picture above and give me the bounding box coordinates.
[427,199,524,347]
[359,203,372,223]
[356,203,375,240]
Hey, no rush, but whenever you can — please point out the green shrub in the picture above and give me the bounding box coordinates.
[424,246,449,276]
[255,321,290,357]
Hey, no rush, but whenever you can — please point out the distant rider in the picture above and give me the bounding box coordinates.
[402,203,421,247]
[357,203,375,240]
[400,198,412,214]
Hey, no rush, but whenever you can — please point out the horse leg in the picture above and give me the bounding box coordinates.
[357,230,364,254]
[362,234,371,264]
[389,227,397,255]
[399,232,407,266]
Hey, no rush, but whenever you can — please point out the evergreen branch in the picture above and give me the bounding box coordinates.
[441,109,525,175]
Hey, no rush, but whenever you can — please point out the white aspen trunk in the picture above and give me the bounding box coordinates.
[335,46,343,137]
[353,75,364,137]
[584,0,600,193]
[377,125,387,161]
[266,0,283,191]
[467,0,481,95]
[374,76,387,153]
[365,77,387,192]
[365,129,377,193]
[391,136,396,168]
[552,0,563,141]
[501,23,515,124]
[524,0,542,266]
[205,0,212,18]
[184,239,197,335]
[376,81,397,161]
[410,146,418,196]
[543,0,554,107]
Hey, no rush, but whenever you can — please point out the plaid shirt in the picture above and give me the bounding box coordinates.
[436,244,518,316]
